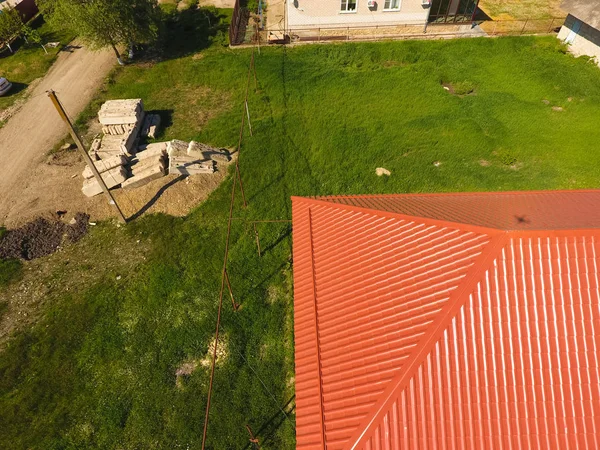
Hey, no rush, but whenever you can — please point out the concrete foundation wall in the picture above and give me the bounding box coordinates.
[287,0,430,29]
[559,14,600,66]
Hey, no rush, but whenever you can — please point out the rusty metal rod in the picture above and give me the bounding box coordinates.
[246,425,260,449]
[201,44,259,450]
[224,269,239,311]
[201,163,238,450]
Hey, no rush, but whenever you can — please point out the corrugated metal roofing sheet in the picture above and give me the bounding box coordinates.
[320,190,600,231]
[292,191,600,450]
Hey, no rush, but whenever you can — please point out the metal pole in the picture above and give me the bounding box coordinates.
[47,90,127,223]
[521,19,529,35]
[253,222,261,257]
[224,269,239,311]
[251,51,258,90]
[201,154,238,450]
[548,17,555,33]
[256,22,261,54]
[245,100,253,136]
[235,163,247,208]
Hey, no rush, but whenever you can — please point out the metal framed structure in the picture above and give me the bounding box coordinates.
[428,0,480,23]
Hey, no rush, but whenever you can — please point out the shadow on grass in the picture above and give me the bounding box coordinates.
[243,395,296,449]
[0,82,28,97]
[139,6,230,63]
[147,109,174,140]
[261,224,291,257]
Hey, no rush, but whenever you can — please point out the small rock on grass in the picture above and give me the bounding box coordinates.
[542,99,550,105]
[552,106,564,112]
[376,167,391,176]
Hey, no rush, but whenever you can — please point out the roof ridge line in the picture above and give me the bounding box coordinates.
[344,232,509,450]
[291,196,502,235]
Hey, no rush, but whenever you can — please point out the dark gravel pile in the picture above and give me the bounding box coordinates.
[0,213,90,261]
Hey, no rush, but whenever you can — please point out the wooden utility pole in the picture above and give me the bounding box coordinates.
[47,90,127,223]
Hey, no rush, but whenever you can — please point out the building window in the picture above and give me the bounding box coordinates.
[383,0,400,10]
[341,0,357,12]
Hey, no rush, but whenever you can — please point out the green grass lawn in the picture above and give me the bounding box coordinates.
[1,19,600,450]
[0,18,75,112]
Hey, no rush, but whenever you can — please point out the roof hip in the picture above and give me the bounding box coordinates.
[344,233,509,450]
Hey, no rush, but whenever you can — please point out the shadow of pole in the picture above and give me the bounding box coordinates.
[128,174,186,221]
[242,394,296,449]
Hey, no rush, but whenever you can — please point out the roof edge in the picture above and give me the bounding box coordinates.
[344,233,509,450]
[291,196,503,236]
[311,188,600,199]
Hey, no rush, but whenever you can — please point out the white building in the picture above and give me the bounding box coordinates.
[286,0,433,31]
[558,1,600,66]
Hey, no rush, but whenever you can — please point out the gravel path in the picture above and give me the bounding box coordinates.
[0,44,115,225]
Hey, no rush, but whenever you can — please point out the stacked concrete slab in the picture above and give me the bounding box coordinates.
[122,142,169,189]
[81,98,226,199]
[167,140,232,176]
[81,161,128,197]
[99,99,144,130]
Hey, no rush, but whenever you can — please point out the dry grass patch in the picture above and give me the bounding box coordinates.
[478,0,565,20]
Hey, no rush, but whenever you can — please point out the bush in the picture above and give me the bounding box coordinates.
[452,80,476,96]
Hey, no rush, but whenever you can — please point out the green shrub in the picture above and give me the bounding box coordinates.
[452,80,476,96]
[496,149,518,166]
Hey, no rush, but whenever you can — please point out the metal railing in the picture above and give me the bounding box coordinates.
[229,0,244,45]
[231,17,566,46]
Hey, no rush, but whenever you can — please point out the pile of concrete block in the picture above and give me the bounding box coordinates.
[99,99,144,133]
[122,143,168,190]
[168,140,216,176]
[81,155,128,197]
[80,98,226,198]
[89,99,146,161]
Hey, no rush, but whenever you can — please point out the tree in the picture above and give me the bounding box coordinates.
[0,6,25,53]
[38,0,160,64]
[23,26,47,54]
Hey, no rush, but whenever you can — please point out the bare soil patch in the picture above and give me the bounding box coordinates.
[0,44,116,226]
[0,221,149,349]
[0,143,235,228]
[0,213,89,261]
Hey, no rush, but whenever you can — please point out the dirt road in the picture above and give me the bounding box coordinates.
[0,44,115,225]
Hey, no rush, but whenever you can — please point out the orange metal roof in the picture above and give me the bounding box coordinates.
[292,190,600,450]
